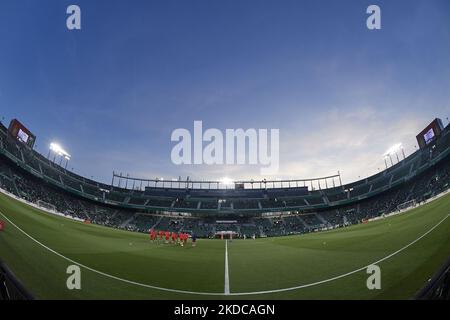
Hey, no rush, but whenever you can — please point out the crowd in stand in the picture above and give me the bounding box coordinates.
[0,153,449,238]
[1,118,449,239]
[0,152,450,237]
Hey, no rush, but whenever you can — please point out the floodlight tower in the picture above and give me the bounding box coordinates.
[388,154,394,166]
[49,142,71,169]
[383,143,403,168]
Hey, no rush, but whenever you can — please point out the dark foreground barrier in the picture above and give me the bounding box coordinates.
[0,261,35,300]
[414,256,450,300]
[1,255,449,300]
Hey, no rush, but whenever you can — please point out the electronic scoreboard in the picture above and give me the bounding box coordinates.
[8,119,36,149]
[416,118,444,149]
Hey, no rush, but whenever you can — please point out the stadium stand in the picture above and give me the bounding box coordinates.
[0,120,449,237]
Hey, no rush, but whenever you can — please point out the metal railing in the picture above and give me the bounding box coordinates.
[0,261,35,300]
[414,256,450,300]
[111,171,343,191]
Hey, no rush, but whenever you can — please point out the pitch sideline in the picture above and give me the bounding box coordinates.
[0,206,449,296]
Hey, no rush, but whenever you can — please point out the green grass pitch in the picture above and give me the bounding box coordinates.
[0,191,449,300]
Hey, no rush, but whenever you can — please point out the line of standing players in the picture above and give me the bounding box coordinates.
[149,229,197,247]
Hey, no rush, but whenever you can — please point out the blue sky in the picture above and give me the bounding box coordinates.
[1,0,449,184]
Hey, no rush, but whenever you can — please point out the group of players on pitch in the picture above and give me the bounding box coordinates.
[149,229,197,247]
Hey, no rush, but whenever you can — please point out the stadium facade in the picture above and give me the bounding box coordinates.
[0,119,449,238]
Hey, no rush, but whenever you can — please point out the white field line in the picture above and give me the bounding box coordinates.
[224,240,230,295]
[0,209,223,296]
[0,209,448,296]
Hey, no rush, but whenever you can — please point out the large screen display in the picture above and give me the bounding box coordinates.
[17,128,29,143]
[8,119,36,148]
[416,118,444,149]
[423,128,435,145]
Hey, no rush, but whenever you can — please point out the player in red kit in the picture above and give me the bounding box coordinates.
[165,231,170,243]
[181,233,185,245]
[149,229,156,242]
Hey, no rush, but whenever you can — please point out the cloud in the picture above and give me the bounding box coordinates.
[275,106,424,183]
[70,101,440,188]
[123,105,427,185]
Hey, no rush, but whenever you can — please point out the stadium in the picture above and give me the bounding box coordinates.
[0,117,449,300]
[1,1,450,308]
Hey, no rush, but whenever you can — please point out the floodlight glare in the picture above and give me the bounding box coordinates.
[50,142,71,160]
[384,143,402,157]
[220,177,234,185]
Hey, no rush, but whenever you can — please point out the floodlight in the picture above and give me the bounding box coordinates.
[220,177,234,185]
[50,142,71,160]
[383,143,402,157]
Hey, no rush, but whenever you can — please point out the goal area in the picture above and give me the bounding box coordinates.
[397,199,416,211]
[37,200,57,212]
